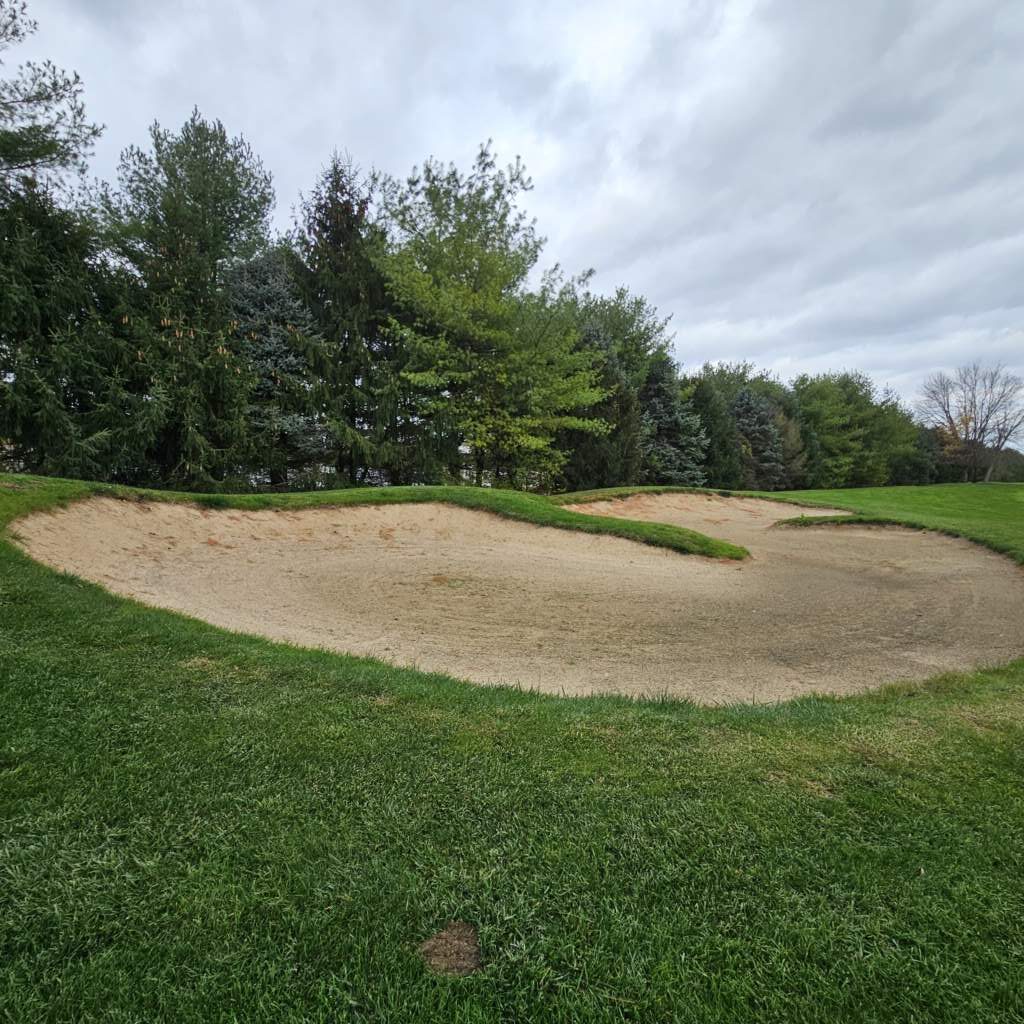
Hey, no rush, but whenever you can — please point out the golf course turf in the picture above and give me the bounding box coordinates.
[2,475,1024,1022]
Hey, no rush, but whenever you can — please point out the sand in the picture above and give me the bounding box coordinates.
[12,493,1024,703]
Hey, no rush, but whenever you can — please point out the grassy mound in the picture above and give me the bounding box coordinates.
[557,482,1024,564]
[2,474,748,561]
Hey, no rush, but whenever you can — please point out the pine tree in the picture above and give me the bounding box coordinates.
[101,109,273,487]
[637,350,706,485]
[555,288,672,491]
[291,155,400,484]
[0,0,101,187]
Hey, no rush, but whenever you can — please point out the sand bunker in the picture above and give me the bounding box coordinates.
[12,493,1024,703]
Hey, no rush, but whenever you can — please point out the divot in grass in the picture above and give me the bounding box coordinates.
[418,921,482,976]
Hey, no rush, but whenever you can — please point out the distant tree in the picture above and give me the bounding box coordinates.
[291,155,407,484]
[637,349,706,485]
[775,405,809,489]
[380,144,605,487]
[991,446,1024,482]
[732,387,785,490]
[688,376,742,489]
[920,362,1024,482]
[225,247,328,488]
[101,109,274,486]
[0,0,101,187]
[698,361,780,406]
[887,425,938,485]
[556,288,670,491]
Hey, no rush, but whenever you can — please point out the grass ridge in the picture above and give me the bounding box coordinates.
[2,475,749,560]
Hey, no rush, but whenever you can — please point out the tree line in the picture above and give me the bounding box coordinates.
[2,1,1021,492]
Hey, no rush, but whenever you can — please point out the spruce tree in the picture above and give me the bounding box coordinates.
[637,350,707,485]
[225,247,328,488]
[291,155,397,484]
[732,387,786,490]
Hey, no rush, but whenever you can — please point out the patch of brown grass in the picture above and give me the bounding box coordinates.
[418,921,482,976]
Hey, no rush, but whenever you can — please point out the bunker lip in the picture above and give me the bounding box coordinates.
[13,493,1024,704]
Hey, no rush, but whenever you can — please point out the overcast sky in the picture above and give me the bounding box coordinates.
[20,0,1024,400]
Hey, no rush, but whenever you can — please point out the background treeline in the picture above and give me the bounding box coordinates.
[1,2,1021,491]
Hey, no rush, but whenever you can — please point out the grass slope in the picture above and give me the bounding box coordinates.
[557,482,1024,564]
[2,475,1024,1023]
[779,483,1024,564]
[2,473,747,561]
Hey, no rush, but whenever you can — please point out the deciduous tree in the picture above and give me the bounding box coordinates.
[920,363,1024,482]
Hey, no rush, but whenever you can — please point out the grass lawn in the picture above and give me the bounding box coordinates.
[2,475,1023,1022]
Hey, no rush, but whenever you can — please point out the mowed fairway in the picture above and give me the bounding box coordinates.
[2,475,1024,1022]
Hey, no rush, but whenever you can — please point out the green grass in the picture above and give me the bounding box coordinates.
[2,475,1024,1022]
[778,483,1024,565]
[556,482,1024,565]
[4,473,748,561]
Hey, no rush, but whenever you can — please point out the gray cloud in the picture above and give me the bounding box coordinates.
[20,0,1024,402]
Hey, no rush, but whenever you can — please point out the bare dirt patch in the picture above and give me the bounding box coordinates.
[12,493,1024,703]
[418,921,482,976]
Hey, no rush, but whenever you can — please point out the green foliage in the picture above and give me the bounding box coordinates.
[224,247,328,488]
[290,155,406,484]
[379,144,605,487]
[637,349,706,485]
[0,0,101,186]
[732,387,785,490]
[792,372,925,488]
[0,184,160,477]
[101,109,274,486]
[688,377,743,488]
[556,288,673,491]
[992,447,1024,482]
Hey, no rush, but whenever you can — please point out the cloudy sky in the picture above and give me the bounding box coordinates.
[21,0,1024,400]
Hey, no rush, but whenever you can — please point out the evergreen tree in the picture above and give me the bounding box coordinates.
[0,0,101,187]
[556,288,669,491]
[556,320,642,491]
[224,247,328,488]
[888,424,938,485]
[688,377,742,488]
[732,387,785,490]
[792,372,921,487]
[101,109,274,486]
[291,155,404,484]
[637,350,706,485]
[0,183,161,477]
